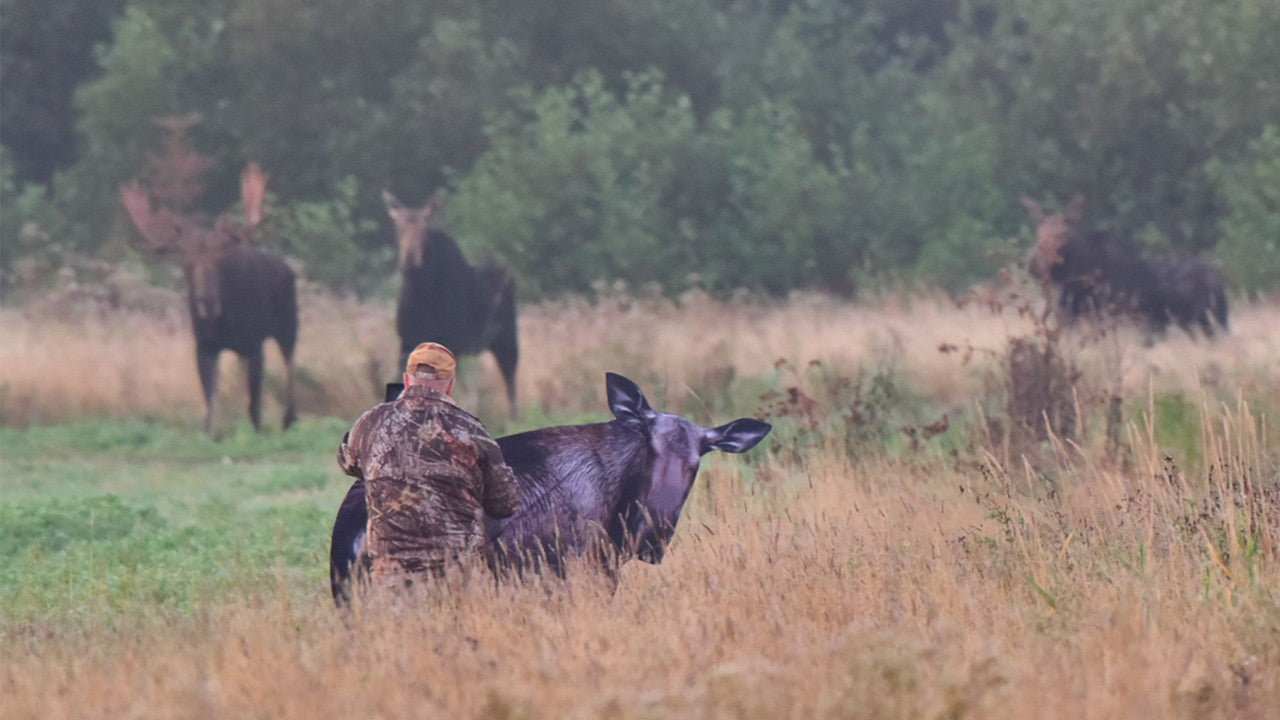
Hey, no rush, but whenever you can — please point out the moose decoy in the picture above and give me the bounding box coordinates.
[1022,195,1228,338]
[383,190,519,412]
[329,372,772,603]
[121,163,298,432]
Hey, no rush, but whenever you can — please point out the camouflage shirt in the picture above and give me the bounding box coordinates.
[337,385,519,586]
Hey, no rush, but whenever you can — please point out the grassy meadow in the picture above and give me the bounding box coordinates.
[1,283,1278,718]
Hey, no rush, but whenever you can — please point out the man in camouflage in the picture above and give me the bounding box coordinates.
[338,342,519,591]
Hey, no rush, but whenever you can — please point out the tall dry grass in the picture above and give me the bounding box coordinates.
[2,287,1278,718]
[2,397,1276,719]
[3,284,1277,429]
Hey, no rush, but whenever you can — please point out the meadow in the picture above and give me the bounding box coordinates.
[1,282,1278,719]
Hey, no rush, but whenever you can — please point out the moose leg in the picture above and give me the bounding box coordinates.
[281,356,297,429]
[1198,315,1216,339]
[243,346,265,431]
[196,346,220,434]
[480,273,519,415]
[1201,290,1228,339]
[489,307,519,414]
[492,343,518,413]
[1213,291,1229,333]
[277,335,297,429]
[273,315,299,430]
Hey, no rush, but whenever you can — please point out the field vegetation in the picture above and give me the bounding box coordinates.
[1,285,1277,718]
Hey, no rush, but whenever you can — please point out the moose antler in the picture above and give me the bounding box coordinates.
[240,162,268,228]
[121,182,180,254]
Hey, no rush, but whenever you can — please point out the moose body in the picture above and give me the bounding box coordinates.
[189,243,298,431]
[1022,195,1228,338]
[385,191,518,411]
[122,164,298,432]
[329,372,771,602]
[1146,255,1230,336]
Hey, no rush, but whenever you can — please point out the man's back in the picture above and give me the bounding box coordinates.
[338,384,518,584]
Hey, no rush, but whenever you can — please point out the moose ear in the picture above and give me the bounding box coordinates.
[703,419,772,454]
[382,190,405,218]
[606,372,653,426]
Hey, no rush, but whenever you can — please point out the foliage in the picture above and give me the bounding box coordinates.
[0,146,79,296]
[261,175,389,297]
[450,71,869,298]
[1208,125,1280,296]
[0,0,127,182]
[3,0,1279,299]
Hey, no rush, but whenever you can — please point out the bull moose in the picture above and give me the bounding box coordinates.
[329,372,772,603]
[121,163,298,432]
[384,190,519,411]
[1022,195,1229,338]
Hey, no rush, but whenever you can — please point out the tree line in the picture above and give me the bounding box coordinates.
[2,0,1277,300]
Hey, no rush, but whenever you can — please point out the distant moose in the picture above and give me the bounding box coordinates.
[384,190,519,411]
[1022,195,1229,338]
[329,372,772,603]
[121,163,298,432]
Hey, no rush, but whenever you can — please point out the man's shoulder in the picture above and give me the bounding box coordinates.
[434,403,487,429]
[348,400,399,432]
[359,400,399,419]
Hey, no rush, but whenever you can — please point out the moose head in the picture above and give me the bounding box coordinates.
[1021,194,1084,285]
[382,189,446,270]
[121,163,268,320]
[600,372,773,563]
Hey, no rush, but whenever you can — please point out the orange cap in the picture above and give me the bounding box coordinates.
[405,342,457,380]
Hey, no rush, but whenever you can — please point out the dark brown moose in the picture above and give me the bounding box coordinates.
[121,163,298,432]
[384,190,518,412]
[329,372,772,603]
[1022,195,1228,338]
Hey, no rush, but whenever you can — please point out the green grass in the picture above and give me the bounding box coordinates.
[1147,392,1203,468]
[0,407,629,634]
[0,417,356,631]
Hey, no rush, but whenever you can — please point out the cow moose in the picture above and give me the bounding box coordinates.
[1022,195,1229,338]
[329,372,772,603]
[384,190,519,412]
[121,163,298,432]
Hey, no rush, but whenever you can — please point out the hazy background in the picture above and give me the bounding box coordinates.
[4,0,1278,304]
[4,5,1280,716]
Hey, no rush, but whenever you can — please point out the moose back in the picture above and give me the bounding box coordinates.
[329,372,772,602]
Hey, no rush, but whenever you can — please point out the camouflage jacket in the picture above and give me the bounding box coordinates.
[337,385,519,584]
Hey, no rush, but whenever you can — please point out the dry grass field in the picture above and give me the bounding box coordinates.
[3,281,1277,430]
[2,283,1278,718]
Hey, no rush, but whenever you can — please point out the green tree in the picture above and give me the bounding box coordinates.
[261,175,388,297]
[0,0,126,182]
[1209,126,1280,296]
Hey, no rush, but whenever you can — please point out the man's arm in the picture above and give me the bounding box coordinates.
[337,429,361,478]
[476,432,520,518]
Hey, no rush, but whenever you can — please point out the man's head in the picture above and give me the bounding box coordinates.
[403,342,457,394]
